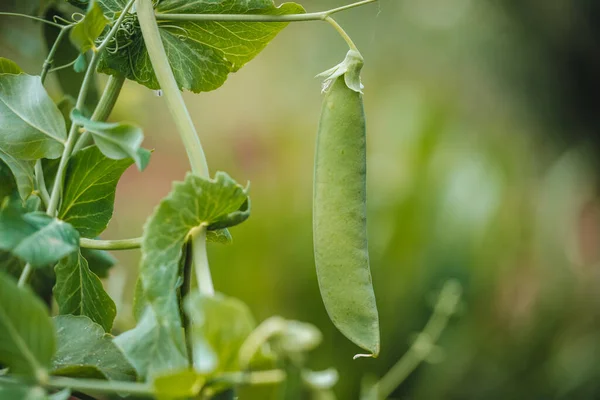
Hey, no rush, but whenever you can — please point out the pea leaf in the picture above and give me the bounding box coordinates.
[0,150,35,200]
[58,145,136,238]
[71,110,151,171]
[0,272,56,378]
[114,306,188,379]
[0,383,47,400]
[153,369,205,400]
[0,58,22,74]
[97,0,305,93]
[54,251,116,332]
[49,389,72,400]
[184,291,255,374]
[0,250,56,308]
[0,158,18,201]
[126,173,249,378]
[81,248,116,278]
[51,315,136,381]
[68,0,89,8]
[70,1,109,53]
[0,69,66,160]
[0,201,80,268]
[140,172,249,321]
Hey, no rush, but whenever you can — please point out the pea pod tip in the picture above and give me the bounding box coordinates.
[353,352,378,360]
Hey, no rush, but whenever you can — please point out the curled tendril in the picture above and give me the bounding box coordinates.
[158,24,190,38]
[102,13,140,54]
[71,12,85,23]
[51,15,73,26]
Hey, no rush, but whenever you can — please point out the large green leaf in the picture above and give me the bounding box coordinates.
[58,145,135,238]
[97,0,305,93]
[0,383,46,400]
[153,369,205,400]
[0,201,80,268]
[54,251,116,332]
[0,159,18,201]
[114,306,188,379]
[71,110,151,171]
[0,250,56,308]
[81,247,116,278]
[0,68,66,160]
[0,58,23,74]
[125,172,249,378]
[184,291,255,374]
[0,150,35,200]
[140,172,249,321]
[70,1,109,53]
[0,382,70,400]
[51,315,136,381]
[0,272,56,378]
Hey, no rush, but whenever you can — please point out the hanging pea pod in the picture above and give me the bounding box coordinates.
[313,50,380,358]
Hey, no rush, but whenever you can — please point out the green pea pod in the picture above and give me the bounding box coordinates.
[313,50,380,358]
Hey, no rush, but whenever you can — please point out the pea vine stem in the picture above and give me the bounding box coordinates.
[46,376,153,397]
[136,0,209,178]
[17,0,137,288]
[137,0,214,373]
[40,26,72,83]
[1,369,286,397]
[369,280,462,399]
[137,0,213,293]
[191,226,215,296]
[73,73,126,153]
[0,12,65,28]
[80,237,141,250]
[154,0,377,22]
[324,17,360,53]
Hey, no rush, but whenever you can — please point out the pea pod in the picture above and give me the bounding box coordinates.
[313,50,380,357]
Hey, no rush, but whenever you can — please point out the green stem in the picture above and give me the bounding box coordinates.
[48,58,78,73]
[80,237,142,250]
[34,161,50,207]
[33,23,73,217]
[137,0,214,301]
[46,376,153,397]
[206,369,286,387]
[154,0,377,22]
[17,264,33,287]
[73,73,126,153]
[40,26,71,83]
[181,240,194,365]
[136,0,209,177]
[372,280,462,399]
[91,74,126,122]
[0,12,66,28]
[325,17,359,53]
[18,0,137,287]
[191,226,214,296]
[46,0,136,216]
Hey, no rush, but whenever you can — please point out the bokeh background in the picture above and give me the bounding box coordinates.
[4,0,600,398]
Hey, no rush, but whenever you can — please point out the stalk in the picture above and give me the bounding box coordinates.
[136,0,214,373]
[73,73,126,153]
[40,26,71,83]
[191,226,214,296]
[136,0,209,177]
[154,0,377,22]
[370,281,462,399]
[18,0,137,287]
[79,237,142,250]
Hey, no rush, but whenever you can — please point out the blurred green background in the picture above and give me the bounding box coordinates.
[4,0,600,398]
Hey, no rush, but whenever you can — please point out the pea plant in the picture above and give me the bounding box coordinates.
[0,0,462,399]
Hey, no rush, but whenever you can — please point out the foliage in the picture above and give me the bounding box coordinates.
[0,1,445,399]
